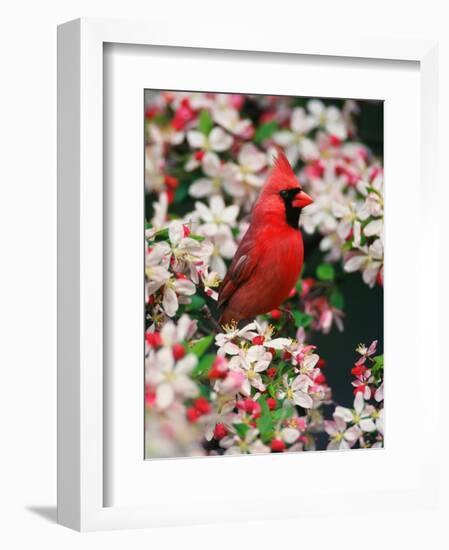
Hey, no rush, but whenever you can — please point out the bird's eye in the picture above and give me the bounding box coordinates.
[280,189,289,199]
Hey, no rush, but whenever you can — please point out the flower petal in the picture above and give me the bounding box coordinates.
[187,130,206,148]
[173,278,196,296]
[359,418,376,432]
[163,287,179,317]
[282,427,300,444]
[209,127,233,152]
[334,406,353,423]
[156,383,174,409]
[238,143,267,172]
[344,254,366,272]
[293,390,313,409]
[189,178,214,198]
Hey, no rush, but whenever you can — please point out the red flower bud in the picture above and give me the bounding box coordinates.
[172,343,186,361]
[329,134,342,147]
[252,335,265,345]
[351,365,367,378]
[186,407,200,422]
[164,174,179,189]
[266,397,277,410]
[207,356,228,379]
[271,439,286,452]
[194,397,211,415]
[266,367,277,378]
[238,398,261,418]
[213,423,228,440]
[145,387,156,407]
[145,331,162,348]
[270,309,282,320]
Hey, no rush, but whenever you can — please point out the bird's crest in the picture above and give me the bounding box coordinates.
[265,147,301,193]
[273,148,296,179]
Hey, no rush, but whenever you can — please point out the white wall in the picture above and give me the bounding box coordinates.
[1,1,447,548]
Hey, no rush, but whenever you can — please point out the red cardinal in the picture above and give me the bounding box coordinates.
[218,149,313,326]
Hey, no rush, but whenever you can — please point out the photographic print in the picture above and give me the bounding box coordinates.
[144,91,384,459]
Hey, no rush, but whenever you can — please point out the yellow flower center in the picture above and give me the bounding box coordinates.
[164,371,176,382]
[247,366,256,380]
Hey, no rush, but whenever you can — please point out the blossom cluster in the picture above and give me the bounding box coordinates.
[325,340,384,450]
[297,127,384,287]
[145,315,331,456]
[145,301,384,456]
[144,91,384,458]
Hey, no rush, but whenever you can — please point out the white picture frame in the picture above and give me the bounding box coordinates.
[57,17,440,531]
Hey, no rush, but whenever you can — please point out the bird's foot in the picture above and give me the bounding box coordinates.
[279,307,295,325]
[200,305,222,333]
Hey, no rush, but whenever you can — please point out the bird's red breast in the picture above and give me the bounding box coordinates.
[218,149,313,326]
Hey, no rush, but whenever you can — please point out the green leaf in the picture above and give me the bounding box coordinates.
[371,355,384,380]
[342,240,353,252]
[256,397,274,440]
[185,295,205,312]
[198,109,213,135]
[316,263,335,281]
[189,334,214,358]
[189,234,205,242]
[273,361,287,381]
[152,113,171,126]
[272,408,284,422]
[234,423,250,439]
[154,227,170,241]
[330,288,344,309]
[192,353,215,378]
[254,121,279,144]
[197,381,211,399]
[272,405,293,424]
[372,354,383,367]
[292,310,313,329]
[366,186,382,197]
[173,182,190,204]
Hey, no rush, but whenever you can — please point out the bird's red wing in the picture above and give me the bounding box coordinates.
[218,237,258,308]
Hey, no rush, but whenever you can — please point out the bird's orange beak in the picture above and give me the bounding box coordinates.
[292,190,313,208]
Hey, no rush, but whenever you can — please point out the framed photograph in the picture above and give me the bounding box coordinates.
[57,18,440,531]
